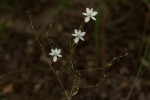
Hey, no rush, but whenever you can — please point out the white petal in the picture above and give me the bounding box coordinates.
[55,48,58,51]
[85,17,90,23]
[80,32,86,36]
[74,29,78,34]
[82,13,88,16]
[57,49,61,54]
[86,8,90,13]
[74,37,79,43]
[49,53,54,56]
[91,17,96,20]
[79,29,81,34]
[92,11,97,16]
[91,8,93,12]
[57,54,62,57]
[80,37,84,41]
[72,34,77,36]
[51,49,54,53]
[53,56,57,62]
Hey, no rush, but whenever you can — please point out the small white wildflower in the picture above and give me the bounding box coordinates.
[82,8,98,23]
[72,29,86,44]
[49,48,62,62]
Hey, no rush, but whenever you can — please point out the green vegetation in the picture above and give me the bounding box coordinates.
[0,21,7,42]
[56,0,70,11]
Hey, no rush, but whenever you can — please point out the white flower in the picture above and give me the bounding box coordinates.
[82,8,98,23]
[49,48,62,62]
[72,29,86,44]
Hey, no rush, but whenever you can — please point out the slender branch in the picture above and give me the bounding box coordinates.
[76,73,110,88]
[125,42,150,100]
[77,50,128,72]
[27,11,69,100]
[69,77,77,99]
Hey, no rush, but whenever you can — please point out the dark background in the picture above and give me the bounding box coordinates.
[0,0,150,100]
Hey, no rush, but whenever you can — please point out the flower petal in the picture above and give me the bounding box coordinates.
[86,8,90,13]
[85,17,90,23]
[74,37,79,43]
[57,49,61,54]
[51,49,54,53]
[79,29,81,34]
[80,37,84,41]
[74,29,79,35]
[57,54,62,57]
[80,32,86,36]
[49,53,54,56]
[72,34,77,36]
[91,17,96,20]
[82,13,88,16]
[90,8,93,12]
[55,48,58,52]
[53,56,57,62]
[92,11,97,16]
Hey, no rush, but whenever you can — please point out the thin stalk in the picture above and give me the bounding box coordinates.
[69,77,77,100]
[27,11,69,100]
[125,43,150,100]
[76,73,110,88]
[77,50,128,72]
